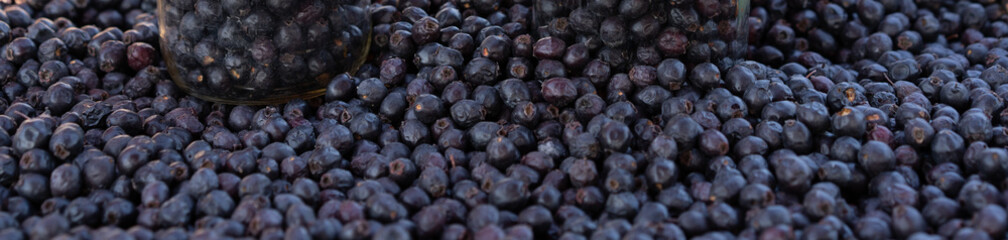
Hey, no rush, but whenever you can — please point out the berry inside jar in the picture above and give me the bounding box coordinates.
[534,0,750,70]
[157,0,371,104]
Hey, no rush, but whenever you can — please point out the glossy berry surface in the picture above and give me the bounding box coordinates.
[0,0,1003,240]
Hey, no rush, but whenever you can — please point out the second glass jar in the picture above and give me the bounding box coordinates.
[158,0,371,104]
[534,0,750,70]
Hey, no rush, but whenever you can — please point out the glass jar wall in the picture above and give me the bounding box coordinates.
[157,0,371,104]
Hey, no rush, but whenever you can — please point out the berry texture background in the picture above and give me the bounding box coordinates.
[0,0,1004,239]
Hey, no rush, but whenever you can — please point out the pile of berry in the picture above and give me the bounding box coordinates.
[0,0,1005,239]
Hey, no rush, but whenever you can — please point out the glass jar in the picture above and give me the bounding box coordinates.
[534,0,750,69]
[158,0,371,104]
